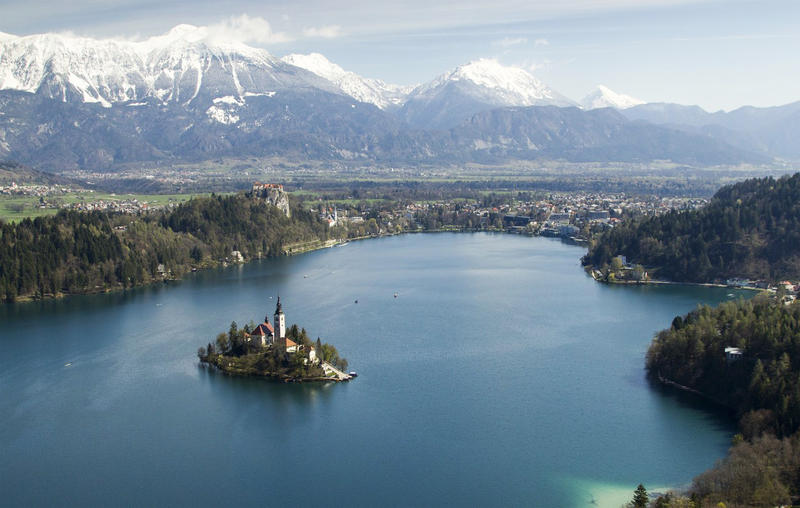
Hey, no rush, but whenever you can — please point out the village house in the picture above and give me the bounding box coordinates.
[725,347,743,362]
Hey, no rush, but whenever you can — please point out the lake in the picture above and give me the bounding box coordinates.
[0,233,744,506]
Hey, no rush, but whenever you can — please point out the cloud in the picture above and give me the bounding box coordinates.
[519,59,552,73]
[302,25,344,39]
[206,14,291,44]
[492,37,549,51]
[493,36,527,47]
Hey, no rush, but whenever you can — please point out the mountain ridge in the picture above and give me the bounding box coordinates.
[0,26,342,107]
[580,85,644,110]
[281,53,412,110]
[400,58,576,129]
[0,26,788,169]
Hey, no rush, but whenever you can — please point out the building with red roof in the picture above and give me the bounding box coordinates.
[245,296,319,364]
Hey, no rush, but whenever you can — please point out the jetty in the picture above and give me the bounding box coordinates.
[322,361,353,381]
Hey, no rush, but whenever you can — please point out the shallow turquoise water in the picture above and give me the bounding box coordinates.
[0,233,742,506]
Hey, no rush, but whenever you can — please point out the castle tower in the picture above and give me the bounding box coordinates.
[274,296,286,341]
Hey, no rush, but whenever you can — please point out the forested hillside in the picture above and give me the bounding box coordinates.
[647,296,800,436]
[645,296,800,506]
[0,193,327,302]
[583,173,800,282]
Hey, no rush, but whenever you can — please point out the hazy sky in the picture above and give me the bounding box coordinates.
[2,0,798,111]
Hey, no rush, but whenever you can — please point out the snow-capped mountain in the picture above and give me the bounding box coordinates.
[580,85,644,110]
[281,53,412,110]
[0,28,776,169]
[0,25,339,107]
[400,58,576,129]
[415,58,573,107]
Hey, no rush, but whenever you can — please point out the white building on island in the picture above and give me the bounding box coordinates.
[274,296,286,344]
[246,296,319,365]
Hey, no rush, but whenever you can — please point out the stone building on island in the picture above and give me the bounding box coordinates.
[245,296,318,364]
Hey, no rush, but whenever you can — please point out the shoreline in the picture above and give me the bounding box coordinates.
[654,373,736,411]
[569,477,676,508]
[9,227,766,305]
[201,364,344,383]
[587,267,766,292]
[199,353,352,383]
[3,227,504,304]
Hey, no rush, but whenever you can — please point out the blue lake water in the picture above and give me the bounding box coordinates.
[0,233,743,506]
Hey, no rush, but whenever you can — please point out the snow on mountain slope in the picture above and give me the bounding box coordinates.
[580,85,644,110]
[411,58,576,108]
[281,53,412,109]
[399,58,576,129]
[0,25,339,106]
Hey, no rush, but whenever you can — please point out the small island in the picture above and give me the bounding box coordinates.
[197,297,353,382]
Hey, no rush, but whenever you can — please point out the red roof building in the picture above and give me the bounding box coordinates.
[249,319,275,347]
[252,322,274,336]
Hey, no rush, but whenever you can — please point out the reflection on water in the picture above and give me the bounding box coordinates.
[0,233,745,507]
[196,363,342,406]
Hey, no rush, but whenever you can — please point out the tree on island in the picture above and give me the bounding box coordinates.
[198,318,348,381]
[216,333,228,354]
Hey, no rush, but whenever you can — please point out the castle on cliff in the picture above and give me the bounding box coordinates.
[250,182,291,217]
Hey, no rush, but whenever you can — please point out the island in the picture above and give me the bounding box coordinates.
[197,297,353,382]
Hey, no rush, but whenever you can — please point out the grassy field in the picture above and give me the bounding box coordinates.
[0,192,206,222]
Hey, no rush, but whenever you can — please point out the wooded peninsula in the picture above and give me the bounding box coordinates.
[643,295,800,506]
[584,174,800,284]
[0,187,330,302]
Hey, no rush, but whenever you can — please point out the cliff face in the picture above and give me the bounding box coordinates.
[251,184,290,217]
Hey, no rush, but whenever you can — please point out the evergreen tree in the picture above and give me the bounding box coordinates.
[631,484,648,508]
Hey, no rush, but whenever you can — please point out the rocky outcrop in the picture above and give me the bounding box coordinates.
[251,183,290,217]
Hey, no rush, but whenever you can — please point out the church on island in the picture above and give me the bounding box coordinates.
[245,297,318,365]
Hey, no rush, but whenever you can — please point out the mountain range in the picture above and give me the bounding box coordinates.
[0,25,793,171]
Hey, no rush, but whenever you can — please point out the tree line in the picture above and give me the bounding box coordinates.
[583,173,800,283]
[0,193,328,302]
[643,296,800,506]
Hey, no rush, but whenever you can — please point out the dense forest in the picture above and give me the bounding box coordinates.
[647,296,800,436]
[583,173,800,283]
[645,296,800,506]
[0,193,328,302]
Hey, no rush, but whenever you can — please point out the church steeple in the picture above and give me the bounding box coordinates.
[273,296,286,340]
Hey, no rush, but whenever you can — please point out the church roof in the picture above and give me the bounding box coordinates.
[252,322,274,336]
[275,296,283,314]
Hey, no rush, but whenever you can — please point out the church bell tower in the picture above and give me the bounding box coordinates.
[274,296,286,341]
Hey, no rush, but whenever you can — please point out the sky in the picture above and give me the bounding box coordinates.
[1,0,798,111]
